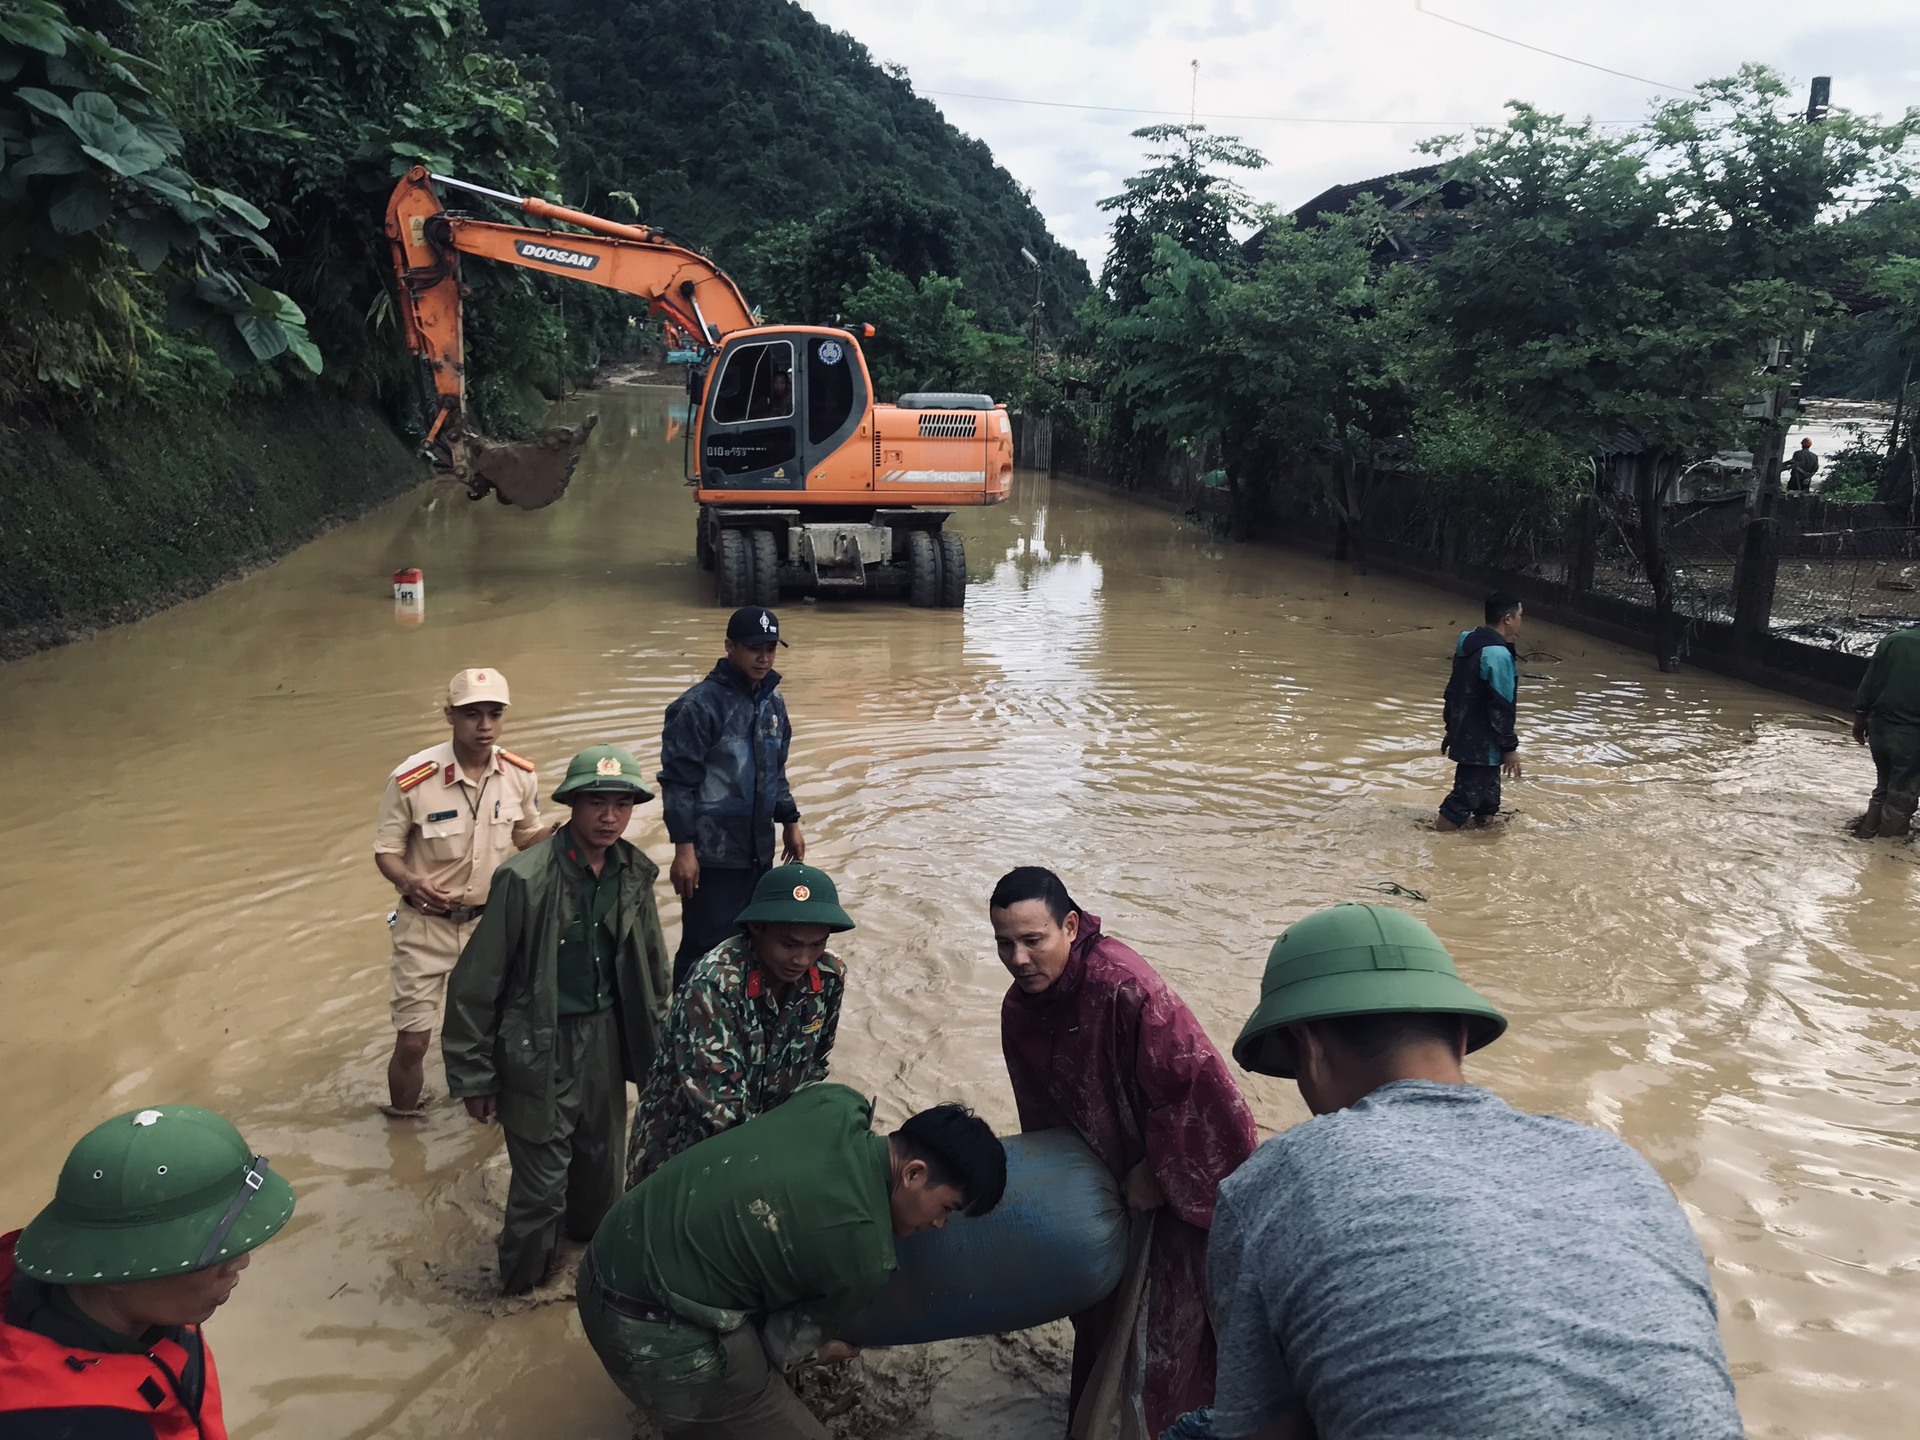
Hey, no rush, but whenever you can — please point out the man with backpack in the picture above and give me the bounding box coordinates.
[1439,593,1524,831]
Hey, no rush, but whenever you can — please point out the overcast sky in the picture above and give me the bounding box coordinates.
[800,0,1920,275]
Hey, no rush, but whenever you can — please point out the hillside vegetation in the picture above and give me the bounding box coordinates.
[1,0,1083,650]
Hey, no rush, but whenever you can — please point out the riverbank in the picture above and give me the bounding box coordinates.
[0,392,422,661]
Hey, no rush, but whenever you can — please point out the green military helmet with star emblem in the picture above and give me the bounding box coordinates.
[735,862,854,932]
[14,1105,296,1283]
[552,743,654,802]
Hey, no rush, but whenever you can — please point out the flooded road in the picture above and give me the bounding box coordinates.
[2,383,1915,1439]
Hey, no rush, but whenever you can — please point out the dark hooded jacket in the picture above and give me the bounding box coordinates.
[1443,626,1519,767]
[658,661,798,870]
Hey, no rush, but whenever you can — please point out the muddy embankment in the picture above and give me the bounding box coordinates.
[0,392,423,661]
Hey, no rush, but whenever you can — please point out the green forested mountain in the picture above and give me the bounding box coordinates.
[477,0,1089,333]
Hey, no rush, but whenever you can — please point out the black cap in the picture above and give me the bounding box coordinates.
[726,606,786,647]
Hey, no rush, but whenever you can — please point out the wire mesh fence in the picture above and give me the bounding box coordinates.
[1771,525,1920,654]
[1037,421,1914,661]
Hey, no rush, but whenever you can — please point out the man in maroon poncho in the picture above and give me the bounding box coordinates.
[992,866,1257,1437]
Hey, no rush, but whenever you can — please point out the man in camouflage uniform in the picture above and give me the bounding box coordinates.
[627,863,852,1185]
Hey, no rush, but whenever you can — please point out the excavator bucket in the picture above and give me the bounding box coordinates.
[451,415,600,510]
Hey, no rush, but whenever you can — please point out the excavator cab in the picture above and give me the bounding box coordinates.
[694,327,870,492]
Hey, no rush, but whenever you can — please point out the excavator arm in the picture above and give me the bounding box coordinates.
[383,165,758,507]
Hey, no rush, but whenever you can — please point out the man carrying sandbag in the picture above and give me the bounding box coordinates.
[1200,903,1741,1440]
[577,1083,1006,1439]
[991,866,1256,1438]
[626,862,854,1184]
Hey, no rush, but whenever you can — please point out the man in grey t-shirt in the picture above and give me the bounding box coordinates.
[1198,904,1741,1440]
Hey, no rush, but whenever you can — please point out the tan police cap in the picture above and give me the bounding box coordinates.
[447,668,511,707]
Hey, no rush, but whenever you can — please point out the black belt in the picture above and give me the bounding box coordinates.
[405,897,486,924]
[582,1250,679,1327]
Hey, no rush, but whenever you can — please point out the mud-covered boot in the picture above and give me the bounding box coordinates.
[1850,802,1884,839]
[1881,792,1917,839]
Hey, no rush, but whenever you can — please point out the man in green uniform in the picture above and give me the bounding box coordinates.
[627,862,853,1184]
[2,1105,296,1437]
[443,744,673,1295]
[1851,623,1920,839]
[579,1083,1006,1440]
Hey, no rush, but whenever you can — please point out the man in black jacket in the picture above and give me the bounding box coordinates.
[660,606,805,986]
[1438,593,1524,831]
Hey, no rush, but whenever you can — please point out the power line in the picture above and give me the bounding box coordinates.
[1413,1,1693,94]
[918,87,1628,128]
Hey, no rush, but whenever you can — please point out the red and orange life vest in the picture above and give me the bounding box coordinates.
[0,1231,226,1440]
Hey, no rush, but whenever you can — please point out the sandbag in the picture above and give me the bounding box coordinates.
[839,1128,1128,1347]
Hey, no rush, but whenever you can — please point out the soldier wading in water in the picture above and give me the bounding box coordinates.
[443,745,672,1295]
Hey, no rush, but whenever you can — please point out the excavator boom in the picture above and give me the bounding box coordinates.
[384,166,756,506]
[383,165,1011,609]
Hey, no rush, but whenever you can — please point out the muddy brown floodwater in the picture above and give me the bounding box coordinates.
[2,383,1916,1439]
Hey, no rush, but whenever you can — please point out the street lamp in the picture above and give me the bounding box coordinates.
[1020,246,1043,384]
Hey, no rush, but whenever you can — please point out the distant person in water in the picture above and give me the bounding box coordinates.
[1438,593,1523,830]
[1786,438,1821,492]
[660,606,805,989]
[1195,903,1743,1440]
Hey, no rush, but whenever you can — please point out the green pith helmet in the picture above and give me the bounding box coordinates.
[553,744,654,802]
[1233,904,1507,1078]
[734,863,854,932]
[15,1106,297,1284]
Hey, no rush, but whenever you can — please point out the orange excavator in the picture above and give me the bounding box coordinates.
[384,167,1012,607]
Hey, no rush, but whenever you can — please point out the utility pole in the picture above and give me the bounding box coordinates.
[1190,60,1199,126]
[1020,245,1043,383]
[1732,76,1830,653]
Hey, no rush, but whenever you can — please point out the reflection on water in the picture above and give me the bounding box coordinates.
[0,386,1915,1438]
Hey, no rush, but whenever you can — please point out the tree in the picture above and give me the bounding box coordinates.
[159,0,599,429]
[734,179,963,325]
[1422,72,1919,662]
[1086,124,1267,489]
[837,259,1014,398]
[1408,397,1586,572]
[1098,203,1425,563]
[1098,124,1266,309]
[0,0,318,409]
[478,0,1089,332]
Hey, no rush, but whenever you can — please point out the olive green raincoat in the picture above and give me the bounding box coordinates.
[443,831,672,1142]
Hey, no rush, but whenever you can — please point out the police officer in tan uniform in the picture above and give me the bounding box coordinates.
[374,669,551,1117]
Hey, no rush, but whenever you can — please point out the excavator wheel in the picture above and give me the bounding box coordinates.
[716,529,751,606]
[748,530,781,606]
[907,531,940,608]
[696,511,715,571]
[936,531,967,609]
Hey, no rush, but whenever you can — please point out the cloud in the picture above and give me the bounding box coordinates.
[801,0,1920,271]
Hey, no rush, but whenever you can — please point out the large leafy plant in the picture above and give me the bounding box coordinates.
[0,0,319,387]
